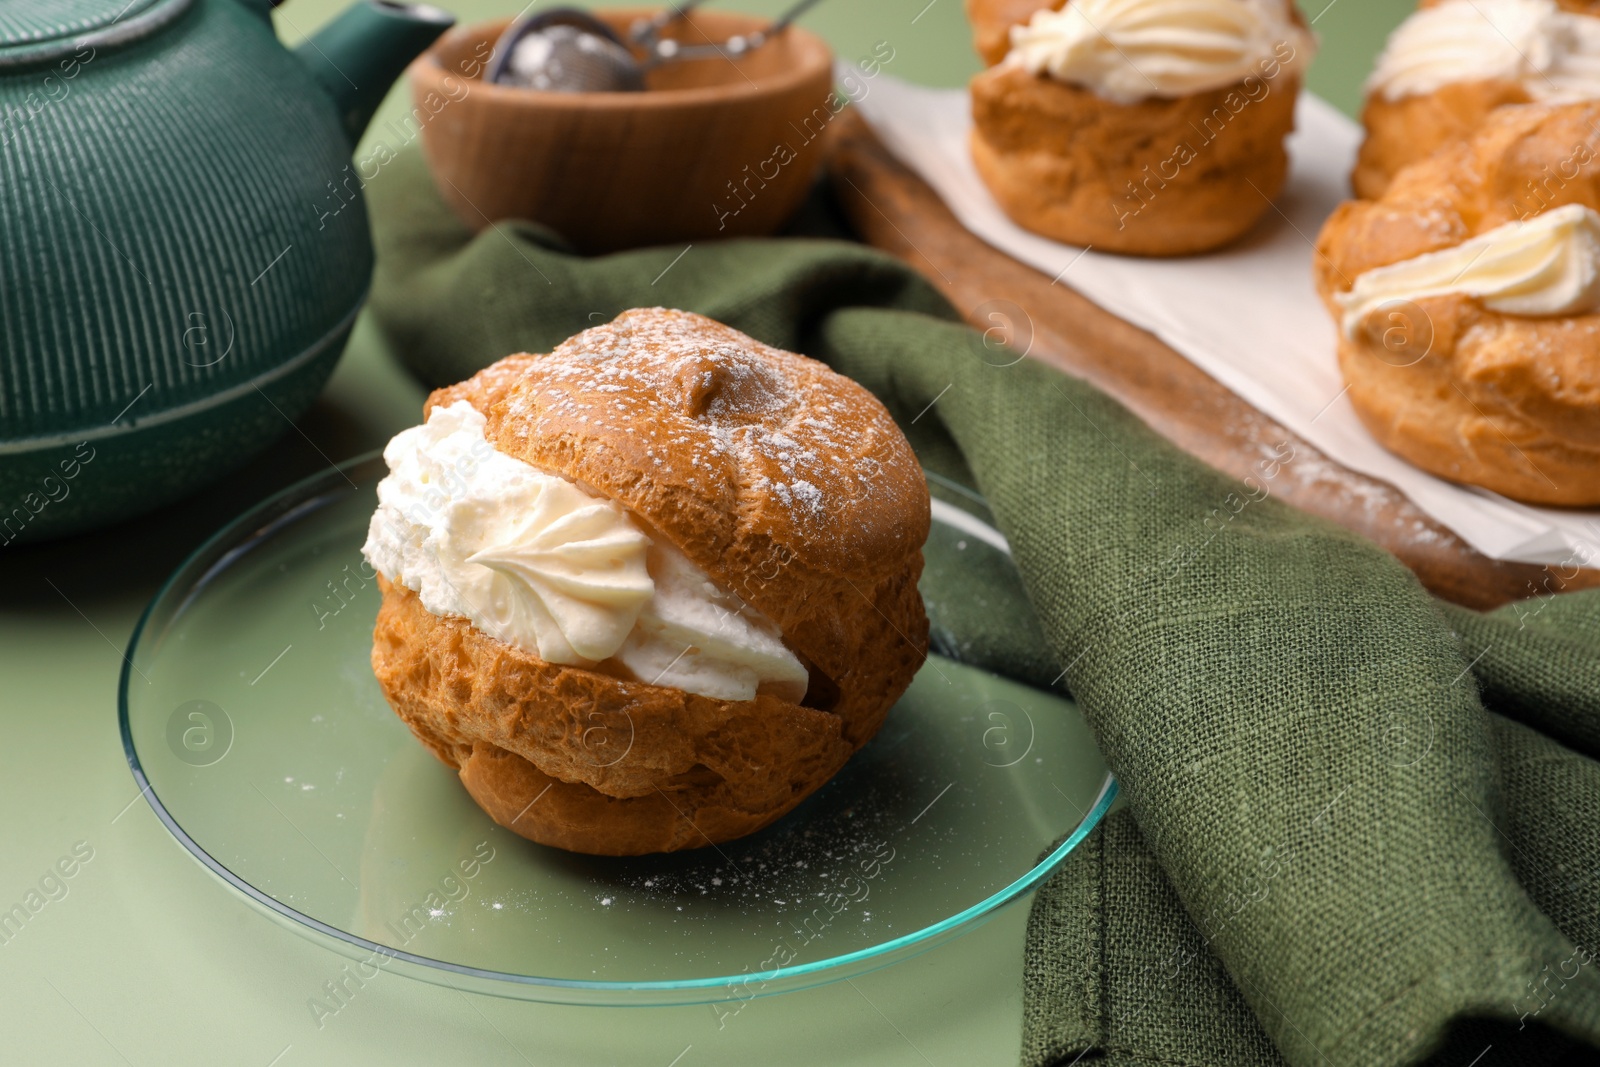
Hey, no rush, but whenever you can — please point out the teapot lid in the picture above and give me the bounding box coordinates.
[0,0,193,69]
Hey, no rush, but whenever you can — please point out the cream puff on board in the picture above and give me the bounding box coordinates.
[966,0,1316,255]
[1318,104,1600,506]
[1355,0,1600,199]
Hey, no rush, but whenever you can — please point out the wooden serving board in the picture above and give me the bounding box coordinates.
[826,110,1600,611]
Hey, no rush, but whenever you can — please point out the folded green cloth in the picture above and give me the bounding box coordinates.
[366,146,1600,1067]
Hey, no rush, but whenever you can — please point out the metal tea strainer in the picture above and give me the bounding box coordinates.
[485,0,824,93]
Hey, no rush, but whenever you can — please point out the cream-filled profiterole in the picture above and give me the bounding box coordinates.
[965,0,1317,255]
[1317,103,1600,507]
[1354,0,1600,198]
[361,308,930,855]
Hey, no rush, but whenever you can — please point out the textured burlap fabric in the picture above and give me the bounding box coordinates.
[366,145,1600,1066]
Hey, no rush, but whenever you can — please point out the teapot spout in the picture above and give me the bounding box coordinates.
[297,1,454,145]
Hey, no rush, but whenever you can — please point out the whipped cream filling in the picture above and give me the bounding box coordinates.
[1368,0,1600,103]
[1006,0,1312,103]
[362,401,810,704]
[1337,203,1600,336]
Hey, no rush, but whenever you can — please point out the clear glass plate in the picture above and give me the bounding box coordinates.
[120,456,1114,1005]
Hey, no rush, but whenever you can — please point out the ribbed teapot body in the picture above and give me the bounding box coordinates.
[0,0,372,544]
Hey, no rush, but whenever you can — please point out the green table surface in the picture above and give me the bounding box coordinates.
[0,2,1403,1063]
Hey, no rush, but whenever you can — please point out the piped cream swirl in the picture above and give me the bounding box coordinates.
[1006,0,1313,104]
[1337,203,1600,336]
[1368,0,1600,103]
[362,401,809,703]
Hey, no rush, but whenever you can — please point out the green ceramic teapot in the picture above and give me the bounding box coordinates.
[0,0,453,545]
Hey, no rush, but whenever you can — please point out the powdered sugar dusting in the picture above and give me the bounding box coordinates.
[495,309,923,549]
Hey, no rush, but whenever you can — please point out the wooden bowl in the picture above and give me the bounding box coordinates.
[410,10,836,253]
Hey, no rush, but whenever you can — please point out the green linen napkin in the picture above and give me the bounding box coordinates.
[364,145,1600,1067]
